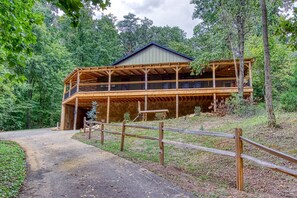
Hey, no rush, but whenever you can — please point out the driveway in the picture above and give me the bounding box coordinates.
[0,129,191,198]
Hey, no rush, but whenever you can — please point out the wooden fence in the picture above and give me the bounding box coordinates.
[83,118,297,191]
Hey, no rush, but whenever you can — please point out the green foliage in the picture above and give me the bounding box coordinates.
[117,13,187,54]
[280,91,297,112]
[194,106,201,116]
[87,101,98,121]
[0,140,26,197]
[48,0,111,26]
[226,94,258,118]
[245,35,296,101]
[124,112,131,122]
[155,113,165,120]
[0,0,42,87]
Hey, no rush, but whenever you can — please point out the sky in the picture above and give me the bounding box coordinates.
[101,0,200,37]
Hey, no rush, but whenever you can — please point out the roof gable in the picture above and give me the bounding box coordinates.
[112,42,194,66]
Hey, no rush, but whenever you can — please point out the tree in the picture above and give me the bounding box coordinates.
[191,0,257,99]
[48,0,110,26]
[260,0,276,127]
[117,13,140,54]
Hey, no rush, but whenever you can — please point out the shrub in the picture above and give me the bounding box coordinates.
[87,101,98,121]
[226,94,257,117]
[194,106,201,116]
[155,112,165,120]
[124,112,130,121]
[280,91,297,112]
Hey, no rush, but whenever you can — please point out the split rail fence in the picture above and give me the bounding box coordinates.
[83,118,297,191]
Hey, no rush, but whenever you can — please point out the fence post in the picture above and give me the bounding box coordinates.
[100,122,104,145]
[120,121,126,151]
[83,117,86,133]
[88,122,92,139]
[235,128,243,191]
[159,122,164,166]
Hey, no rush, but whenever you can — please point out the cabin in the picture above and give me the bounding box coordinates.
[60,42,253,130]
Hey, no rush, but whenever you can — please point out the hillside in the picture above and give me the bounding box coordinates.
[73,112,297,197]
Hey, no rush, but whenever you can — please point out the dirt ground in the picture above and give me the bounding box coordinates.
[0,129,191,198]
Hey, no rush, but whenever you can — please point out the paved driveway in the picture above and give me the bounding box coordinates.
[0,129,191,198]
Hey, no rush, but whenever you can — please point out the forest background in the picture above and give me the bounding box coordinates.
[0,0,296,130]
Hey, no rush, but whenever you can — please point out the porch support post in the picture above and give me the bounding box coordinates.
[248,61,253,88]
[60,104,66,130]
[248,61,253,102]
[143,68,150,90]
[144,95,148,121]
[176,94,179,118]
[69,80,72,97]
[213,93,217,113]
[63,83,66,101]
[107,70,114,91]
[212,63,216,88]
[76,71,80,93]
[173,65,181,89]
[106,96,110,123]
[73,97,78,130]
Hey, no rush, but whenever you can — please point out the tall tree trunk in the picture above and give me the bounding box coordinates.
[237,21,245,100]
[260,0,276,127]
[236,0,246,100]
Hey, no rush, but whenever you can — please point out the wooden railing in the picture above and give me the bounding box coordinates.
[78,78,241,92]
[83,119,297,191]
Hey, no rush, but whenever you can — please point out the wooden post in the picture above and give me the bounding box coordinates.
[159,122,164,166]
[100,123,104,145]
[88,122,92,139]
[144,95,148,121]
[213,93,217,113]
[76,71,80,93]
[176,95,179,118]
[235,128,244,191]
[248,61,253,102]
[173,66,181,89]
[107,70,114,91]
[69,80,72,97]
[120,121,126,151]
[73,97,78,130]
[248,61,253,88]
[63,83,66,101]
[144,68,150,90]
[83,117,86,133]
[60,104,66,130]
[106,96,110,123]
[213,64,216,88]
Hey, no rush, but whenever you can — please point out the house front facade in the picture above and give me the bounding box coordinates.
[60,43,253,130]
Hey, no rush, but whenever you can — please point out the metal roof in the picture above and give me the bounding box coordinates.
[112,42,194,65]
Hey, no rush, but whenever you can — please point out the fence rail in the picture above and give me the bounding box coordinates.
[83,118,297,191]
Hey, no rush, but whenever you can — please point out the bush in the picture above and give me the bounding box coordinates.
[194,106,201,116]
[155,112,165,120]
[280,91,297,112]
[124,112,130,121]
[226,94,257,117]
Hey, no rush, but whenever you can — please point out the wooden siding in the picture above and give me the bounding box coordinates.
[115,45,191,65]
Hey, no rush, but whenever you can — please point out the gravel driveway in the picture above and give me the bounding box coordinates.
[0,129,191,198]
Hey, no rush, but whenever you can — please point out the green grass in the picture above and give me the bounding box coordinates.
[73,111,297,197]
[0,140,26,198]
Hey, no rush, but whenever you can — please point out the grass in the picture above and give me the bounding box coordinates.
[73,111,297,197]
[0,140,26,198]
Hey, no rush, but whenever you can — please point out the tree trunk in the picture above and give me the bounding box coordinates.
[260,0,276,127]
[237,20,245,100]
[26,86,33,129]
